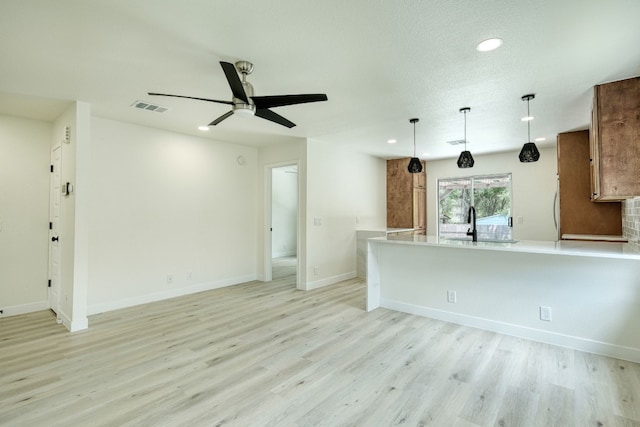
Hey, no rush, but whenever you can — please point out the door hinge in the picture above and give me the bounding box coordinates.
[48,279,52,288]
[49,221,53,230]
[50,164,54,173]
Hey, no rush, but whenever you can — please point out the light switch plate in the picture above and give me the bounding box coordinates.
[447,290,457,303]
[540,306,552,321]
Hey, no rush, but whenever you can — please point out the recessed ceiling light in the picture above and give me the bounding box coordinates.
[198,126,210,131]
[521,116,534,122]
[476,38,503,52]
[535,137,546,142]
[422,152,430,157]
[387,139,397,144]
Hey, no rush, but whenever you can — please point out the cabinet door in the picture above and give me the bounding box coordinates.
[591,76,640,200]
[412,161,426,188]
[413,187,426,232]
[387,159,413,228]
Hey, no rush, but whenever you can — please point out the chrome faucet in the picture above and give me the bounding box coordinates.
[466,206,477,242]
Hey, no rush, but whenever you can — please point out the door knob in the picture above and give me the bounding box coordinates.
[51,236,59,242]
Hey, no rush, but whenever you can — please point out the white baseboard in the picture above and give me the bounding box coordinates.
[87,274,257,315]
[55,310,88,332]
[305,271,357,291]
[382,298,640,364]
[0,300,49,318]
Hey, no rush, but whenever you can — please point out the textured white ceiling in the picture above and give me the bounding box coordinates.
[1,0,639,159]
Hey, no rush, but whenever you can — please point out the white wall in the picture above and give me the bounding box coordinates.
[0,114,51,315]
[272,167,297,258]
[87,118,258,314]
[426,147,558,241]
[305,140,386,289]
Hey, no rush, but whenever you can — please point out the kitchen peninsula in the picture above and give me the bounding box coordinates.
[366,235,640,362]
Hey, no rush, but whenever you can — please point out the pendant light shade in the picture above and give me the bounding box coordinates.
[519,94,540,163]
[457,107,474,168]
[408,118,423,173]
[519,142,540,162]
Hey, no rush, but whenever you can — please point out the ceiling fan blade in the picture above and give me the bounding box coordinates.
[255,109,296,128]
[147,92,233,105]
[252,94,328,109]
[220,61,248,103]
[209,110,234,126]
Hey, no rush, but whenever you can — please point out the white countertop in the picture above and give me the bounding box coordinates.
[370,234,640,260]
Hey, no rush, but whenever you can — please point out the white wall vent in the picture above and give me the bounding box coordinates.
[131,100,169,113]
[446,139,469,146]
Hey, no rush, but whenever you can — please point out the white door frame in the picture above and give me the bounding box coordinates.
[48,144,62,318]
[264,161,300,287]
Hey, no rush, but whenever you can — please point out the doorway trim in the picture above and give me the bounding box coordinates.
[48,143,62,319]
[264,161,300,288]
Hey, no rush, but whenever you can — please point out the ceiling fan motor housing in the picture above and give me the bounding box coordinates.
[232,80,255,116]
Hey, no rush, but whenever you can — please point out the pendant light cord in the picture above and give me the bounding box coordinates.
[527,98,531,143]
[463,110,467,151]
[413,120,417,157]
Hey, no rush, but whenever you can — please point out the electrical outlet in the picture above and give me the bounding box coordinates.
[166,274,174,284]
[314,217,322,226]
[447,290,457,303]
[186,271,192,280]
[540,306,552,321]
[313,266,319,276]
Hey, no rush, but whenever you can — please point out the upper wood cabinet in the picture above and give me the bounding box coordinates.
[590,76,640,201]
[558,130,621,237]
[387,158,426,232]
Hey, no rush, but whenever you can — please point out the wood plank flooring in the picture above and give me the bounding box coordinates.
[1,272,640,426]
[272,256,297,280]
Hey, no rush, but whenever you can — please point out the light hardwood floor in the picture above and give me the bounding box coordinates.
[1,274,640,427]
[272,256,297,280]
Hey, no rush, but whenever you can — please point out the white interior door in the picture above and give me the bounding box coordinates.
[48,144,62,315]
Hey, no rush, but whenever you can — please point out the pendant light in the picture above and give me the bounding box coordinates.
[519,94,540,162]
[407,118,423,173]
[457,107,474,168]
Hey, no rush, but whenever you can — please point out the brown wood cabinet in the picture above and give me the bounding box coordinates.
[387,158,426,233]
[558,130,622,236]
[590,76,640,201]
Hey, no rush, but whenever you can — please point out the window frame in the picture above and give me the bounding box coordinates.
[437,173,513,240]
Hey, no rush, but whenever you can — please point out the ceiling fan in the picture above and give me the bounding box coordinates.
[149,60,328,128]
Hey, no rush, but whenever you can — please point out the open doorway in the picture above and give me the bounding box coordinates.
[267,163,299,283]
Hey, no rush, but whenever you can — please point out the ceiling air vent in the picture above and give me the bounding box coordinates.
[446,139,469,146]
[131,100,169,113]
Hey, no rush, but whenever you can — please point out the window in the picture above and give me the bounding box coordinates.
[438,173,512,241]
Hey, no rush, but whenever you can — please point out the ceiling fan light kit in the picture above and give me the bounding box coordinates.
[519,94,540,163]
[457,107,474,168]
[149,60,327,128]
[407,118,423,174]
